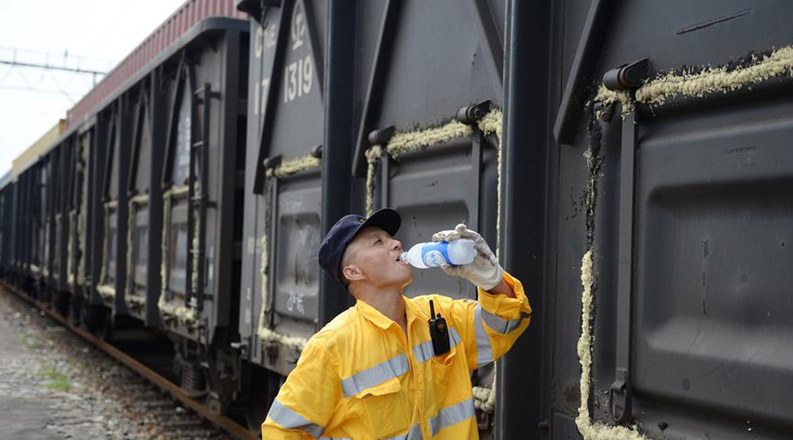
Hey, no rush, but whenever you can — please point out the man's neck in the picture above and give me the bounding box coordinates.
[355,285,408,333]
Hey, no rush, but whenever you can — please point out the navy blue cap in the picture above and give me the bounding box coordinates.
[318,208,401,289]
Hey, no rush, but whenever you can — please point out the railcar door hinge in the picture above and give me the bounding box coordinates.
[456,100,492,125]
[367,126,396,146]
[603,58,651,91]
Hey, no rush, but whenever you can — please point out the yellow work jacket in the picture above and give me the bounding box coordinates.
[261,272,531,439]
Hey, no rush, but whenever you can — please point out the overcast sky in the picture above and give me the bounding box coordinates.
[0,0,187,177]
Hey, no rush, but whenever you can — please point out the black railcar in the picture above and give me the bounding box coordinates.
[1,1,791,438]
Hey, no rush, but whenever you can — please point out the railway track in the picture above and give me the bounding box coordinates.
[0,280,259,440]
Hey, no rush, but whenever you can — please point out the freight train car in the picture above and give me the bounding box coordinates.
[542,0,793,438]
[153,14,249,410]
[235,0,513,435]
[1,0,792,439]
[234,1,793,438]
[1,0,253,421]
[85,5,250,413]
[235,0,330,427]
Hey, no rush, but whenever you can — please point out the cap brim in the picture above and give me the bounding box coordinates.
[359,208,401,237]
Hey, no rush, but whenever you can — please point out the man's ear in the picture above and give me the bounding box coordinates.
[342,264,366,283]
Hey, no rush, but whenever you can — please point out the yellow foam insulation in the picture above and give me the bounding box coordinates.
[364,146,383,217]
[256,234,309,352]
[265,154,322,179]
[97,201,117,291]
[30,264,41,274]
[96,283,115,300]
[363,109,504,413]
[76,209,86,285]
[160,185,189,287]
[596,45,793,112]
[191,181,201,296]
[476,110,503,256]
[574,139,643,438]
[157,293,198,322]
[258,327,308,352]
[638,45,793,105]
[386,120,474,160]
[54,212,63,277]
[575,251,643,440]
[158,185,197,324]
[257,235,269,336]
[593,87,633,116]
[191,218,200,293]
[76,144,89,286]
[129,194,150,205]
[127,295,146,306]
[67,209,76,286]
[126,194,149,307]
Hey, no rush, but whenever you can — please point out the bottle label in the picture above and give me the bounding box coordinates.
[422,242,450,267]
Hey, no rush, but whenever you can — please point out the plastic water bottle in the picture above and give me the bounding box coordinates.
[400,239,476,269]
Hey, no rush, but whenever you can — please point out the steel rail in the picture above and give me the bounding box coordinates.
[0,280,259,440]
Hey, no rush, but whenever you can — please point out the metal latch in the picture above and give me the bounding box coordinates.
[609,367,631,423]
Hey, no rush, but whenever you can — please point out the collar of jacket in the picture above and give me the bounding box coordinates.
[354,296,424,330]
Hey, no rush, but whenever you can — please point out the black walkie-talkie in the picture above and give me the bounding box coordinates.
[428,300,450,356]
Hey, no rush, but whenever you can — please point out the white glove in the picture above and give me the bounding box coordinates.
[432,224,504,291]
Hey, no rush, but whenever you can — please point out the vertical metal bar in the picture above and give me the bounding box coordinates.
[469,134,484,302]
[185,76,196,308]
[60,143,69,293]
[196,83,211,312]
[609,109,638,424]
[496,0,551,437]
[146,70,165,327]
[266,178,279,327]
[91,118,107,305]
[470,133,483,233]
[318,0,358,327]
[215,28,243,331]
[115,95,131,317]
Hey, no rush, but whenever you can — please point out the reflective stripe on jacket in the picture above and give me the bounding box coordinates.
[261,271,531,439]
